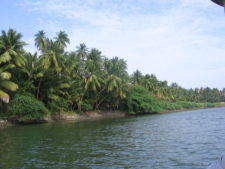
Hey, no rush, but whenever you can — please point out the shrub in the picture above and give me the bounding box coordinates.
[80,102,93,112]
[48,97,69,113]
[127,85,160,114]
[204,103,215,108]
[7,94,48,122]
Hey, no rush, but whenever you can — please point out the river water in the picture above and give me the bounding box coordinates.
[1,107,225,169]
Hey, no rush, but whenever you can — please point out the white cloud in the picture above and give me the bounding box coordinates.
[21,0,225,89]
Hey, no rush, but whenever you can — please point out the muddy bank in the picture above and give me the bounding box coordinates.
[44,111,127,122]
[0,111,127,127]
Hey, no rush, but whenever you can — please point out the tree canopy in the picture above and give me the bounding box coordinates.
[0,29,224,120]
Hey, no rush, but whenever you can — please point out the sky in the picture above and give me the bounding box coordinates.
[1,0,225,89]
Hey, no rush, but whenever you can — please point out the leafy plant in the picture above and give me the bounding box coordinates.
[127,85,160,114]
[7,94,48,122]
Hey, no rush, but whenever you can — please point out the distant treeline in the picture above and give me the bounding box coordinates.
[0,29,224,122]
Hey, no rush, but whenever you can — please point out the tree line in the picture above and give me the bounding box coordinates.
[0,29,224,121]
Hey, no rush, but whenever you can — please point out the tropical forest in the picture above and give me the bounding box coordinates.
[0,29,224,123]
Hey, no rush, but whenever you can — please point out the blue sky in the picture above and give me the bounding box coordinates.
[1,0,225,89]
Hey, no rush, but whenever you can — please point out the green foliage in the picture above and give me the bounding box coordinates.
[0,29,26,67]
[157,101,182,111]
[48,97,69,113]
[127,86,160,114]
[0,64,18,103]
[0,101,6,116]
[157,100,217,112]
[79,101,93,112]
[0,28,224,119]
[176,101,200,109]
[7,94,48,122]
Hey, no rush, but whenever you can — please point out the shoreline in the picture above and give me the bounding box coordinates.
[0,111,127,127]
[159,104,225,114]
[44,111,127,122]
[1,105,225,127]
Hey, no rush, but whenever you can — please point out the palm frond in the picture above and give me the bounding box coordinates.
[0,51,12,64]
[0,80,18,91]
[0,89,9,103]
[0,72,11,80]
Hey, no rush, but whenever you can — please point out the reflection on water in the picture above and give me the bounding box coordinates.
[0,107,225,169]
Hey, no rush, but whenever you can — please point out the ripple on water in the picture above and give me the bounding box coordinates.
[1,107,225,168]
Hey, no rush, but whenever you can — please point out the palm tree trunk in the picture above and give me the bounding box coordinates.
[95,95,108,110]
[36,79,42,99]
[94,87,107,110]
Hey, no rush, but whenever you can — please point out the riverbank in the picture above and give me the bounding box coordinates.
[1,103,225,127]
[48,102,225,120]
[44,111,127,122]
[159,102,225,114]
[0,111,127,127]
[160,106,216,114]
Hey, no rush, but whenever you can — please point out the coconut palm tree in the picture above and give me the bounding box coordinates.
[0,29,26,67]
[34,30,47,52]
[105,57,128,79]
[63,52,81,78]
[85,74,102,92]
[40,40,65,73]
[131,70,143,85]
[55,31,70,49]
[86,48,103,74]
[38,31,70,73]
[22,53,44,81]
[76,43,88,61]
[94,74,127,110]
[105,74,122,92]
[0,64,18,103]
[20,52,45,98]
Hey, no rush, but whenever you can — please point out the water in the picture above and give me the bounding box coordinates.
[1,107,225,169]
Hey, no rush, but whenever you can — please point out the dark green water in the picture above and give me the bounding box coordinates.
[1,107,225,169]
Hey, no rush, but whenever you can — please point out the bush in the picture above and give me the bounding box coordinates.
[127,85,160,114]
[48,97,69,113]
[158,101,182,110]
[7,94,48,122]
[80,102,93,112]
[157,101,216,112]
[204,103,215,108]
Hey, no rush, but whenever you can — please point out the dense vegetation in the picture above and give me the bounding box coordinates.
[7,94,48,122]
[0,29,224,122]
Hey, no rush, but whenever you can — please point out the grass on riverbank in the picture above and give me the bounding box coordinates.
[125,86,223,115]
[157,101,217,112]
[54,101,223,116]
